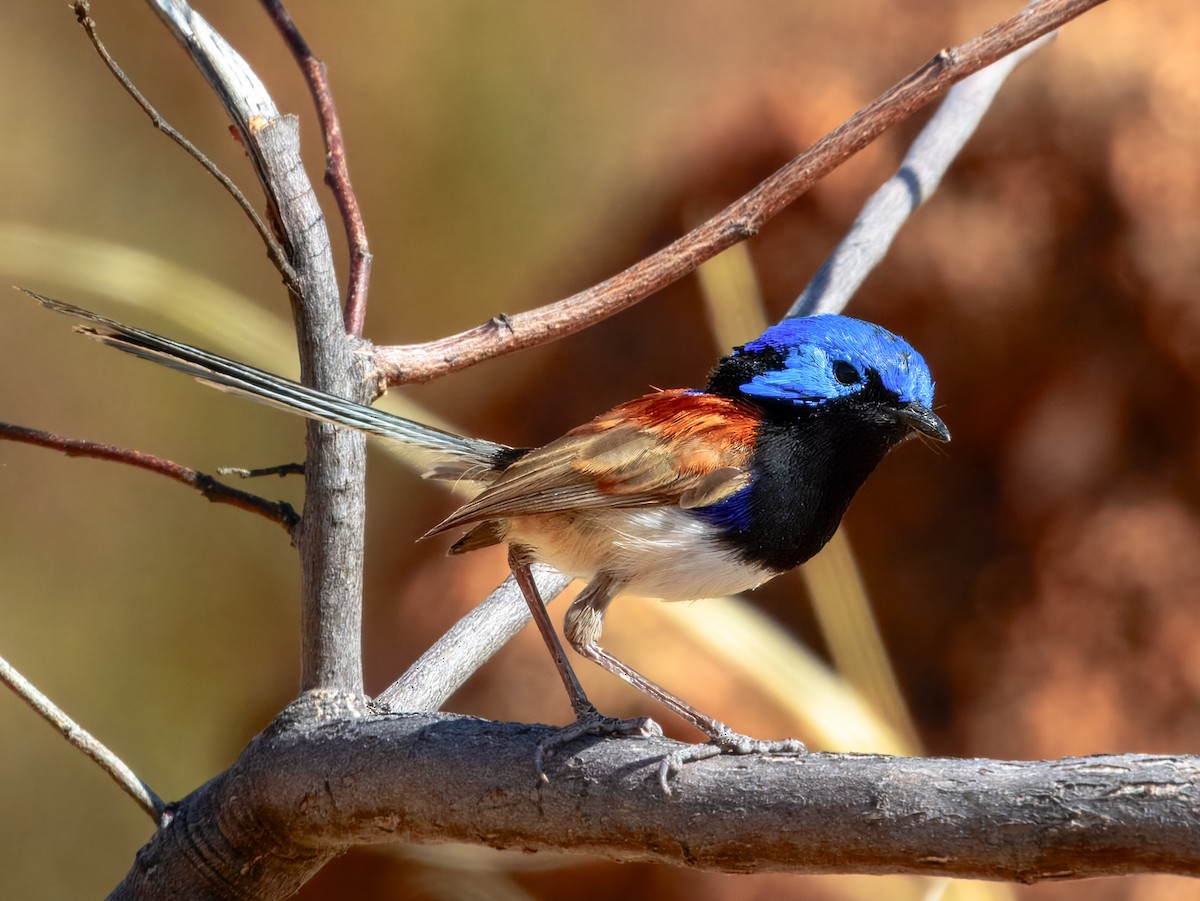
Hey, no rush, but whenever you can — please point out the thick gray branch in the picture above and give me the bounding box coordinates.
[111,699,1200,899]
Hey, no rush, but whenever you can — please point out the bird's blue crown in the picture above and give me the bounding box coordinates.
[722,315,935,409]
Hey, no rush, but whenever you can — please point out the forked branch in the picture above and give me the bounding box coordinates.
[113,703,1200,894]
[146,0,368,695]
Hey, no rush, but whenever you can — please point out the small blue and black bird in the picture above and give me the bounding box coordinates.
[23,291,948,756]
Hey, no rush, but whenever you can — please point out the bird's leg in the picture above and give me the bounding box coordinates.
[507,547,596,719]
[507,550,660,779]
[563,580,806,779]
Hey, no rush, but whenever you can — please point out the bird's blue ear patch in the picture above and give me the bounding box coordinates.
[731,315,935,408]
[694,484,754,533]
[738,341,850,405]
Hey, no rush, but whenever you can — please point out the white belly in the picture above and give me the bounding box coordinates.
[505,507,775,600]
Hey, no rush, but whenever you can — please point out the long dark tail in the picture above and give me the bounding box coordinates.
[19,290,509,476]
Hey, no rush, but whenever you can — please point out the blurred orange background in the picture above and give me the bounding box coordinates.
[1,1,1197,899]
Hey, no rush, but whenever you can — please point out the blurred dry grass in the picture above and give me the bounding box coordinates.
[1,1,1198,899]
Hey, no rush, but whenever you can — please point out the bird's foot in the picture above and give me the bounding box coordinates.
[657,726,807,793]
[709,726,807,756]
[534,705,663,782]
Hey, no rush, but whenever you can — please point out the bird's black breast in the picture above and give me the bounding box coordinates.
[714,404,898,573]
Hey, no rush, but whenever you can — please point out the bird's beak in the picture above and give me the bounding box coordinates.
[896,403,950,442]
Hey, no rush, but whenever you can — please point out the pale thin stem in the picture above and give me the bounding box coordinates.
[0,653,166,823]
[787,17,1055,757]
[147,0,365,695]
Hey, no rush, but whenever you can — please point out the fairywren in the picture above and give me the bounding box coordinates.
[23,291,948,757]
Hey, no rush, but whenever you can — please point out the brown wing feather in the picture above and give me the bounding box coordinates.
[425,390,758,536]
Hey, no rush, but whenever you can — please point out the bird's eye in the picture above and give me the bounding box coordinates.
[832,360,861,386]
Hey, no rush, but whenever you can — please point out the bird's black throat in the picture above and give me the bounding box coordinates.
[716,395,909,573]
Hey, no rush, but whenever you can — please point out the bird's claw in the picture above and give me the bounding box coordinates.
[710,728,807,756]
[534,707,663,782]
[656,727,807,793]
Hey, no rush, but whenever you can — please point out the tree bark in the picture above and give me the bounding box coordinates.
[110,699,1200,899]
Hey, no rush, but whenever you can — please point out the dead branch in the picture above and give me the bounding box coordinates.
[109,701,1200,900]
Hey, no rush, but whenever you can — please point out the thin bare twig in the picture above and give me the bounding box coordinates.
[72,1,299,296]
[0,422,300,535]
[261,0,373,337]
[0,653,166,823]
[218,462,305,479]
[372,0,1107,386]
